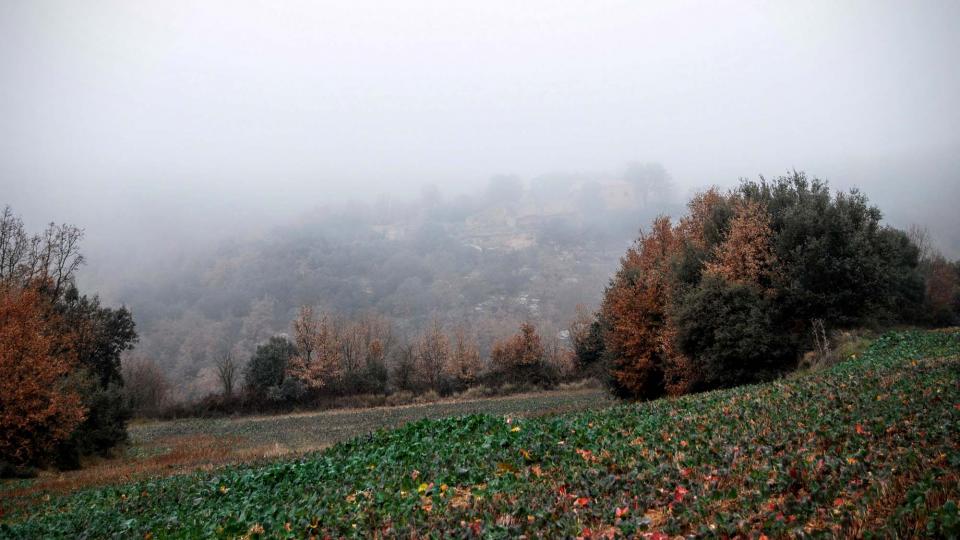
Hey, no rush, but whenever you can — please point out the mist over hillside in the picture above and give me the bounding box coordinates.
[100,167,677,398]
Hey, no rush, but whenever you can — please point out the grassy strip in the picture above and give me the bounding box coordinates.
[3,330,959,538]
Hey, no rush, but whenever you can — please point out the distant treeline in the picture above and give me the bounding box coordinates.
[139,311,579,419]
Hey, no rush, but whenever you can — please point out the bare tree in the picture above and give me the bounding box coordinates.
[390,343,417,392]
[215,351,238,398]
[416,320,450,391]
[623,162,672,208]
[811,318,831,364]
[122,357,171,416]
[446,326,482,386]
[542,331,575,381]
[907,224,933,263]
[0,206,84,299]
[287,305,341,390]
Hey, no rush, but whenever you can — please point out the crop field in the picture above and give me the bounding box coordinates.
[3,330,960,538]
[0,387,610,518]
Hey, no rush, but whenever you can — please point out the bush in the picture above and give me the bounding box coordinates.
[594,173,929,399]
[454,385,498,400]
[921,255,960,326]
[245,336,296,397]
[54,285,138,465]
[385,391,416,407]
[672,275,794,390]
[488,323,558,389]
[414,390,441,404]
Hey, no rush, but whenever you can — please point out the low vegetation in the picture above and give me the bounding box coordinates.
[3,330,958,538]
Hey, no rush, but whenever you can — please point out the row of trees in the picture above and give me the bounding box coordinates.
[165,308,574,412]
[575,173,959,400]
[0,207,137,470]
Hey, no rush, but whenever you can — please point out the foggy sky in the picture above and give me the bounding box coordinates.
[2,0,959,270]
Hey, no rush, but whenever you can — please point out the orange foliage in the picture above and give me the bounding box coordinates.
[287,306,341,390]
[675,188,725,249]
[601,191,741,398]
[600,217,681,398]
[660,320,697,395]
[704,198,778,287]
[446,327,482,384]
[0,285,86,465]
[490,322,544,372]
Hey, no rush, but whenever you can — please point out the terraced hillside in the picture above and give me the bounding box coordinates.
[3,330,958,538]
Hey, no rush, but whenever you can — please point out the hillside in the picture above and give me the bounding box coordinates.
[3,330,959,538]
[110,185,670,400]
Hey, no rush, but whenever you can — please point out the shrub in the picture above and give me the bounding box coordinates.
[489,323,557,389]
[53,285,138,464]
[385,391,415,407]
[57,382,129,468]
[595,173,928,399]
[569,308,605,377]
[414,389,441,404]
[672,275,794,390]
[245,336,296,397]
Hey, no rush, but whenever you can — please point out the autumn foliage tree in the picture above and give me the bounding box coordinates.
[599,216,685,398]
[446,327,482,389]
[669,197,791,389]
[702,198,779,288]
[0,207,137,469]
[0,285,85,466]
[489,322,556,388]
[287,306,342,391]
[589,173,929,400]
